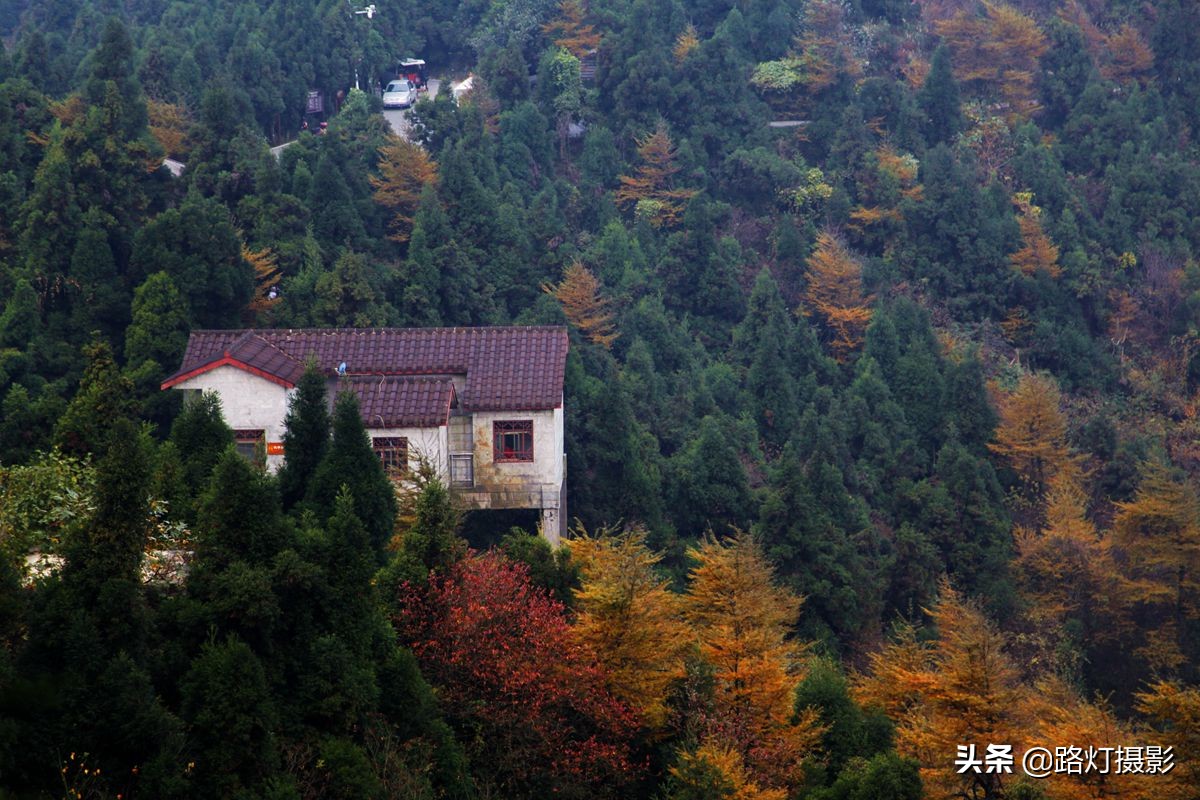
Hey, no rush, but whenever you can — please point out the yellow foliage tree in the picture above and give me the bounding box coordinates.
[989,372,1073,494]
[667,742,788,800]
[1032,677,1158,800]
[673,24,699,63]
[802,231,872,362]
[542,0,601,59]
[683,532,821,789]
[1136,681,1200,799]
[371,135,438,243]
[1111,460,1200,671]
[856,581,1036,800]
[615,124,698,228]
[935,2,1048,120]
[1010,191,1061,278]
[147,99,190,159]
[1102,24,1154,85]
[568,526,693,730]
[1013,466,1135,648]
[541,261,619,348]
[243,240,281,318]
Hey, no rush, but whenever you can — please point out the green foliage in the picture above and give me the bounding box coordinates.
[53,339,137,457]
[306,391,396,557]
[278,362,331,510]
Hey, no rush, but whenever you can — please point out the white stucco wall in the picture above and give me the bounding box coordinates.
[365,425,450,480]
[172,366,294,472]
[469,406,564,494]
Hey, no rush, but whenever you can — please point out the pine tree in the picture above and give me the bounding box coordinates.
[1111,460,1200,671]
[54,339,138,456]
[615,124,698,228]
[278,361,331,510]
[371,136,438,244]
[542,261,619,348]
[683,532,822,789]
[542,0,601,58]
[306,391,397,557]
[803,231,873,362]
[1010,192,1060,278]
[734,269,803,446]
[988,372,1073,495]
[169,391,234,515]
[568,526,692,729]
[917,46,962,146]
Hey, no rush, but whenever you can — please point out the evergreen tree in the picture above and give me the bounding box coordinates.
[53,339,138,456]
[195,448,289,570]
[68,207,127,346]
[734,269,803,447]
[306,391,397,557]
[917,46,962,147]
[169,391,234,515]
[278,361,331,510]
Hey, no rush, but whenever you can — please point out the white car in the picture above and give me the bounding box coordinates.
[383,79,418,109]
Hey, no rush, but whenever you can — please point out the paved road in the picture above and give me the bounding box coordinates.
[384,78,441,140]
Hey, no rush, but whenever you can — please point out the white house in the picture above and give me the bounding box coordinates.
[162,327,570,542]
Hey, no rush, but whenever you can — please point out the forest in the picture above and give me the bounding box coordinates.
[2,0,1200,797]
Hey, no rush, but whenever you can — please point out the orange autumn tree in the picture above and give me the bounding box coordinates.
[371,135,438,243]
[1010,191,1061,278]
[242,240,281,318]
[1136,681,1200,799]
[1101,24,1154,85]
[935,2,1048,120]
[567,526,693,730]
[541,261,619,348]
[673,24,699,63]
[1032,677,1157,800]
[1111,460,1200,672]
[1013,466,1134,647]
[666,742,787,800]
[147,99,190,159]
[856,581,1037,800]
[989,372,1073,496]
[615,124,698,228]
[802,231,872,362]
[682,532,822,791]
[542,0,600,59]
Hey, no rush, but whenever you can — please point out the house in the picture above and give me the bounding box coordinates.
[161,326,570,542]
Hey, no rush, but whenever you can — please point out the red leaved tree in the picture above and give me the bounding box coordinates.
[392,552,641,799]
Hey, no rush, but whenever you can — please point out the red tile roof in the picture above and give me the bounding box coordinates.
[162,327,569,412]
[343,377,456,427]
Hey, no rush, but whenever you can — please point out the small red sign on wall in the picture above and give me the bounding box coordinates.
[267,442,285,455]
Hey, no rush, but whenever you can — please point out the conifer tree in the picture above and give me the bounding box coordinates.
[803,231,872,362]
[278,361,331,510]
[917,46,962,146]
[615,124,698,228]
[568,526,692,729]
[542,260,618,348]
[54,339,137,456]
[371,135,438,244]
[169,391,234,513]
[682,532,822,789]
[307,391,397,557]
[734,269,803,446]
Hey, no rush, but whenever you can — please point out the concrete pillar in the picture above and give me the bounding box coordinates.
[540,506,560,547]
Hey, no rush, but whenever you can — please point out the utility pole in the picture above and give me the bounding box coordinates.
[350,4,377,91]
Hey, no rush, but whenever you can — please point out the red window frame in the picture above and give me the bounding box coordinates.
[233,429,266,466]
[493,420,533,462]
[372,436,408,475]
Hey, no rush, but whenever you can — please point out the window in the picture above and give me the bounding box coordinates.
[373,437,408,475]
[493,420,533,462]
[233,429,265,466]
